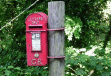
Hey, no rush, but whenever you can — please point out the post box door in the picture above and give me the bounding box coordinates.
[25,12,48,66]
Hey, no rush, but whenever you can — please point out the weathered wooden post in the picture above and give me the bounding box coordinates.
[48,1,65,76]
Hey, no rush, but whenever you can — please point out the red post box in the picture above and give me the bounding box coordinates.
[25,12,48,66]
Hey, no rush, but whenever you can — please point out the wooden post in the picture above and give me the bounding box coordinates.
[48,1,65,76]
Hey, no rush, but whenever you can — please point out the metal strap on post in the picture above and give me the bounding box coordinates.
[26,27,65,59]
[47,56,65,59]
[47,28,65,59]
[47,28,65,31]
[26,28,65,32]
[26,30,46,32]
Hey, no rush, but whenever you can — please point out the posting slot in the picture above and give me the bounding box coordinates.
[29,25,42,28]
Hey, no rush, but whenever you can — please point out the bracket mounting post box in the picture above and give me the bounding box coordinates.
[25,12,48,66]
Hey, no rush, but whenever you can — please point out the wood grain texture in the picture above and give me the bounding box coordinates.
[48,1,65,76]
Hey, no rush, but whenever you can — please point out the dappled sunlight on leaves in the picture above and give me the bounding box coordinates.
[65,16,82,40]
[65,45,111,75]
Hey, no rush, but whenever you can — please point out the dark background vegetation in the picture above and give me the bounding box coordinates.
[0,0,111,76]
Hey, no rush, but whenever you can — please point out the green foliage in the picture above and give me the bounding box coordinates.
[65,46,111,76]
[0,65,49,76]
[65,16,82,40]
[0,0,49,76]
[75,69,86,75]
[0,0,110,76]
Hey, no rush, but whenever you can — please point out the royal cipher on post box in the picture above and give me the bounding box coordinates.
[25,12,48,66]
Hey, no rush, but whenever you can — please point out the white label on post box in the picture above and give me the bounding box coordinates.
[32,33,41,51]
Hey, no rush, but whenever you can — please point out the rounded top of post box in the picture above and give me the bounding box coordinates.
[25,12,48,25]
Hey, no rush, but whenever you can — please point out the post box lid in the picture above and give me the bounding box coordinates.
[25,12,48,25]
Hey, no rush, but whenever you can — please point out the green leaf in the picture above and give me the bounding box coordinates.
[73,60,79,65]
[8,66,14,69]
[101,72,110,76]
[15,67,21,70]
[5,70,11,76]
[2,67,6,70]
[89,60,96,66]
[75,69,86,75]
[96,65,103,70]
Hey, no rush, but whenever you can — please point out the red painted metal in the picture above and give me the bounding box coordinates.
[25,12,48,66]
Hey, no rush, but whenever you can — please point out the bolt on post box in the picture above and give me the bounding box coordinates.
[25,12,48,66]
